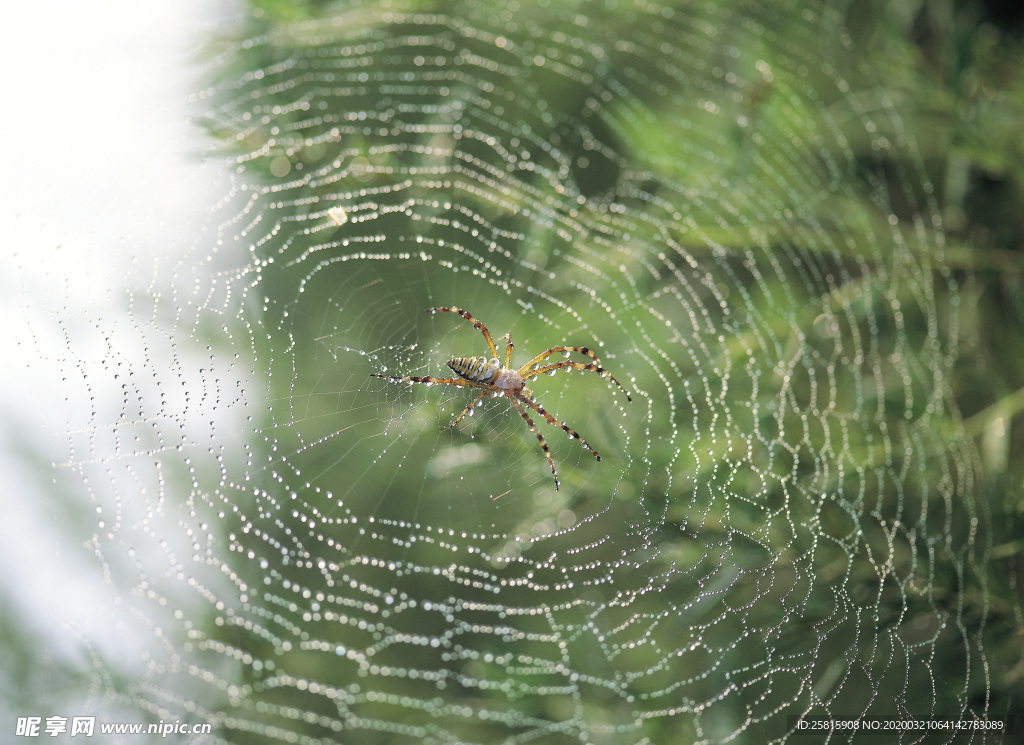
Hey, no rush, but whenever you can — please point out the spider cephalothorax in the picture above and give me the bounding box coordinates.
[372,307,631,490]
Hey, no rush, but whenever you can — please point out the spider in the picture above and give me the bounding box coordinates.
[372,307,631,490]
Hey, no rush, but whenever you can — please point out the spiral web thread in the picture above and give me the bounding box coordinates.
[56,2,993,743]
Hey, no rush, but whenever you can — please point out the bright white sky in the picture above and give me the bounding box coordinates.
[0,0,238,661]
[3,1,227,305]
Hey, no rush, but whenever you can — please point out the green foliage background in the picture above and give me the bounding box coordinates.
[204,0,1024,736]
[4,0,1023,743]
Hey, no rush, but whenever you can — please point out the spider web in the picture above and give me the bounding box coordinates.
[16,0,1002,743]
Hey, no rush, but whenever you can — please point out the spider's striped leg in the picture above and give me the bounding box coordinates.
[449,390,489,428]
[371,373,490,391]
[523,359,632,402]
[503,333,514,368]
[506,394,560,491]
[427,307,500,359]
[516,392,602,462]
[520,345,606,370]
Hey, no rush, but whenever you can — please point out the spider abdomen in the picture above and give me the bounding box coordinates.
[448,356,525,391]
